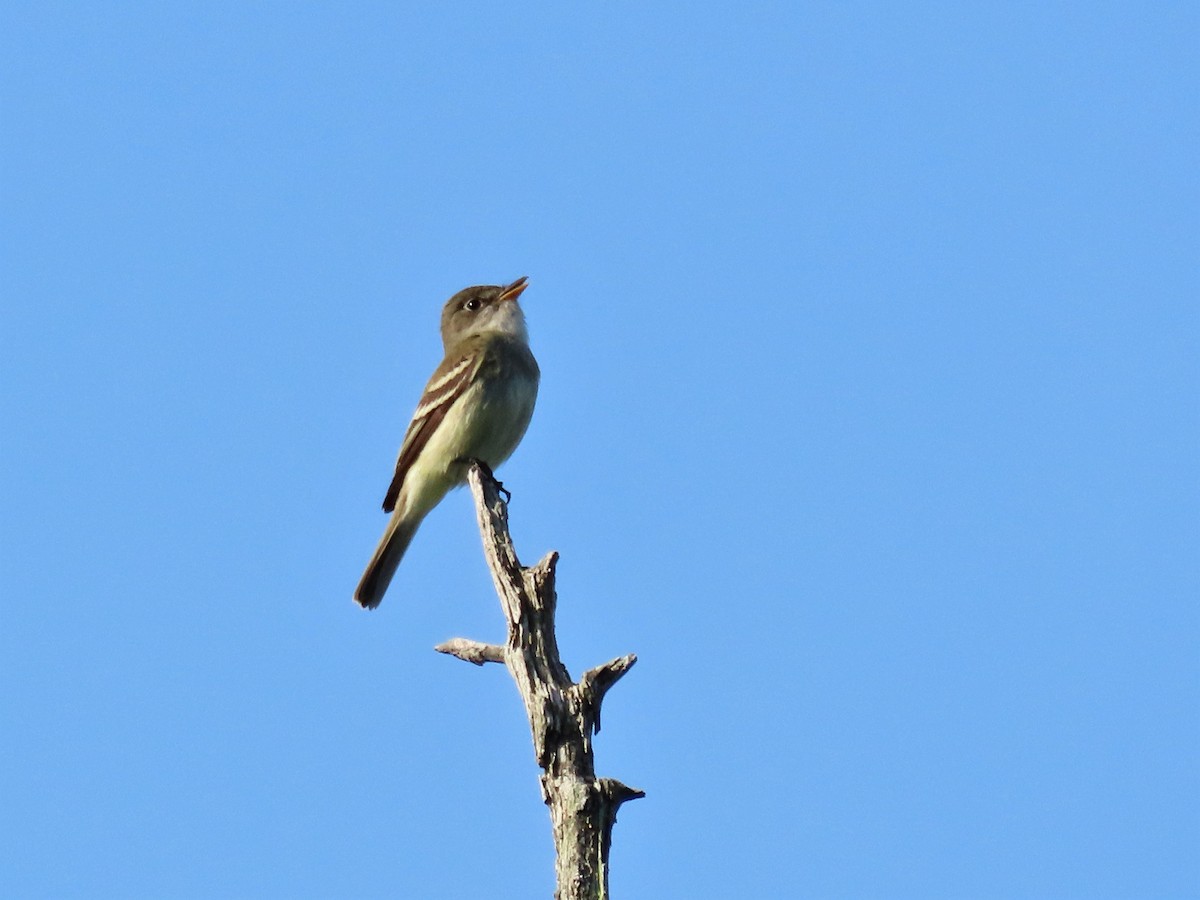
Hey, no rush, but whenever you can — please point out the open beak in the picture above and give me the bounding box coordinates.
[497,276,529,303]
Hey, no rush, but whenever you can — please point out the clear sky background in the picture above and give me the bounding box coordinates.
[2,3,1197,898]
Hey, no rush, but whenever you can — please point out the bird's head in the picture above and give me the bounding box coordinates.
[440,276,530,350]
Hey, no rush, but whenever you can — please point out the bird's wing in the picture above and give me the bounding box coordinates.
[382,347,483,513]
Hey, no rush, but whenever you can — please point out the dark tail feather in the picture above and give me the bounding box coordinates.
[354,513,419,609]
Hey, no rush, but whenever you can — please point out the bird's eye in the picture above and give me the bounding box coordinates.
[464,298,481,312]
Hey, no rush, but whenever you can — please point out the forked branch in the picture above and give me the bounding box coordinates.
[435,462,642,900]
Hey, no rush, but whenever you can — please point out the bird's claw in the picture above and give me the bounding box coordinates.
[459,457,511,503]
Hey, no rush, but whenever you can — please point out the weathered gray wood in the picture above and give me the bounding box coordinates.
[435,462,643,900]
[433,637,505,665]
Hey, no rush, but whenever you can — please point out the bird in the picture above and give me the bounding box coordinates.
[354,276,540,609]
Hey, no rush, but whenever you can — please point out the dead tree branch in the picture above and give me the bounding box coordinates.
[436,462,643,900]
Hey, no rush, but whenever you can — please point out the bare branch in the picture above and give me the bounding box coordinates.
[575,653,639,734]
[442,461,642,900]
[434,638,506,666]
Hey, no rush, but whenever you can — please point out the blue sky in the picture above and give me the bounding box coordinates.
[2,3,1197,897]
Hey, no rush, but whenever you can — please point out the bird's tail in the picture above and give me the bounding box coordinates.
[354,512,420,609]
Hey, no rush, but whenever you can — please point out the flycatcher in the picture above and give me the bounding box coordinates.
[354,276,540,609]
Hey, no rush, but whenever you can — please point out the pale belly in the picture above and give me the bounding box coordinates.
[401,373,538,517]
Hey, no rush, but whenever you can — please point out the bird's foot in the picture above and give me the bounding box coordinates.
[458,457,511,503]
